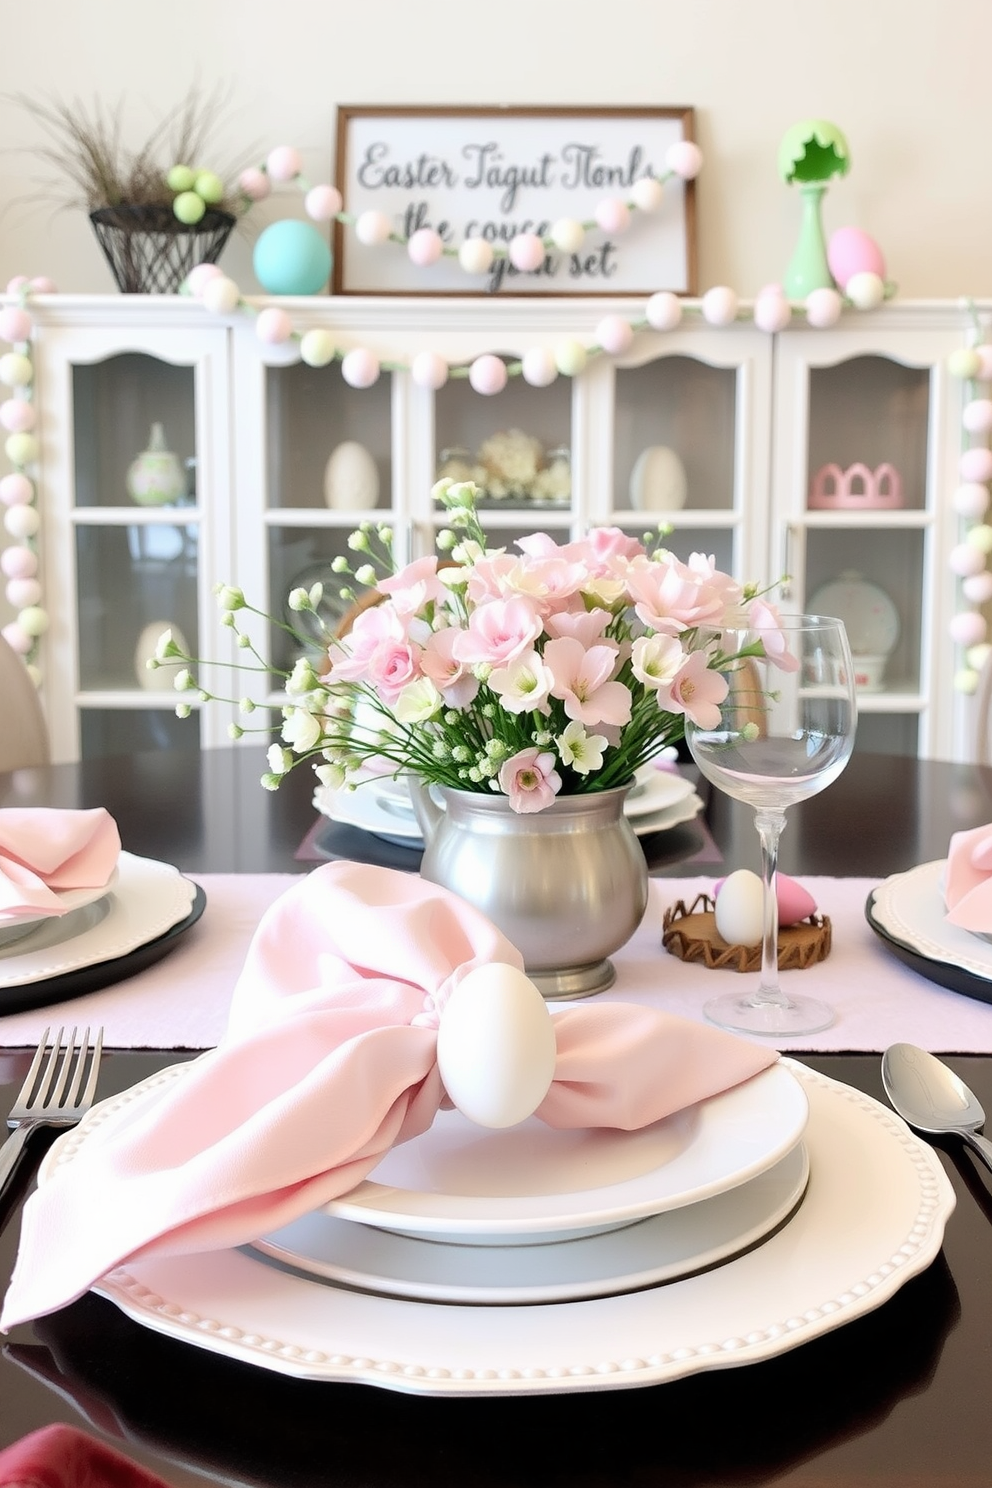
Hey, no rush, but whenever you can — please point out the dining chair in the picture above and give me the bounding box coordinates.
[0,636,50,770]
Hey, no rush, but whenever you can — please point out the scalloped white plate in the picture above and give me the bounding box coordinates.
[870,859,992,982]
[42,1061,953,1395]
[0,868,120,952]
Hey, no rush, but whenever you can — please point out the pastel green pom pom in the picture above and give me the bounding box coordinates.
[174,191,207,225]
[948,347,982,380]
[167,164,196,192]
[194,171,224,205]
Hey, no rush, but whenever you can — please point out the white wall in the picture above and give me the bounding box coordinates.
[0,0,989,299]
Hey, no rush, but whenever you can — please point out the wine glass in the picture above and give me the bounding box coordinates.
[684,614,857,1037]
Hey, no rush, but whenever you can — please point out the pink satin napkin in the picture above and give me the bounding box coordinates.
[1,862,777,1330]
[0,1425,172,1488]
[0,808,121,920]
[944,824,992,931]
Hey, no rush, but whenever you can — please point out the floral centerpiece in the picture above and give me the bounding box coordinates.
[159,479,792,814]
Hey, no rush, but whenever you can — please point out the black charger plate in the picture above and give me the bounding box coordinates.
[865,887,992,1008]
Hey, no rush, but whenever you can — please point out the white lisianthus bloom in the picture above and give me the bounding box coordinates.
[314,762,346,789]
[555,720,608,775]
[393,676,443,723]
[631,633,685,690]
[286,658,319,695]
[172,668,194,692]
[582,576,627,609]
[282,707,324,753]
[267,743,294,775]
[154,629,184,661]
[489,649,554,714]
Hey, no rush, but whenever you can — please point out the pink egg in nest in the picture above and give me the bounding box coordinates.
[827,227,886,290]
[713,872,817,926]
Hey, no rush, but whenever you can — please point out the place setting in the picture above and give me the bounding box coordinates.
[0,808,204,1016]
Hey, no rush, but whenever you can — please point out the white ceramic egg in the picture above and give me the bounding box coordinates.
[715,869,765,947]
[629,445,688,513]
[436,961,557,1129]
[322,440,380,511]
[134,621,191,692]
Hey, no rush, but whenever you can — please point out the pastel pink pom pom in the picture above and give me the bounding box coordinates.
[595,198,630,235]
[468,355,508,396]
[645,292,682,331]
[1,622,30,655]
[701,286,738,326]
[239,167,271,201]
[186,263,225,297]
[509,233,545,273]
[341,348,380,389]
[5,277,29,294]
[411,350,449,390]
[953,483,991,519]
[754,288,792,333]
[355,211,392,246]
[0,473,32,506]
[805,288,843,328]
[0,546,36,579]
[950,542,987,577]
[521,347,558,387]
[960,447,992,484]
[408,228,443,267]
[255,307,293,345]
[0,399,36,433]
[964,571,992,604]
[975,346,992,382]
[266,146,302,182]
[950,610,988,647]
[29,277,56,294]
[665,141,703,179]
[0,307,31,344]
[6,577,40,609]
[964,400,992,434]
[305,185,342,222]
[596,315,634,356]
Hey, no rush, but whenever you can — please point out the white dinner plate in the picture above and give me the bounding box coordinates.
[869,859,992,984]
[324,1060,808,1241]
[0,868,120,951]
[0,853,197,989]
[631,789,704,838]
[250,1143,809,1304]
[624,766,695,819]
[43,1061,953,1395]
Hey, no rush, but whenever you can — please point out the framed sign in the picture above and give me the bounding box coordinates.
[333,106,697,297]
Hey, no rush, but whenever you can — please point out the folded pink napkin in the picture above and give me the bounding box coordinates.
[0,808,121,920]
[1,862,777,1329]
[944,824,992,930]
[0,1425,172,1488]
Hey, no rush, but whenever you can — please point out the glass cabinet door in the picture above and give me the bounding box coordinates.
[36,319,231,762]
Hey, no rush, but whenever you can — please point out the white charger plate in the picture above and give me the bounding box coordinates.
[324,1061,808,1241]
[43,1061,953,1395]
[0,853,197,988]
[0,868,120,951]
[869,859,992,984]
[250,1143,809,1304]
[632,789,704,838]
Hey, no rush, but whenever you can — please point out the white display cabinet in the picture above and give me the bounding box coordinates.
[771,303,968,761]
[16,295,979,763]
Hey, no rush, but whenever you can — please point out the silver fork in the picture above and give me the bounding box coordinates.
[0,1026,104,1203]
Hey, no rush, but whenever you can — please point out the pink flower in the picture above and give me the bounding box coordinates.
[568,526,645,574]
[421,628,480,707]
[376,555,446,614]
[544,607,613,646]
[624,552,740,635]
[543,636,632,727]
[748,599,801,673]
[325,603,406,682]
[365,638,423,702]
[452,596,544,667]
[664,649,729,729]
[498,747,562,813]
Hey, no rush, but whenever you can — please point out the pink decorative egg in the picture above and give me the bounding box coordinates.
[827,228,886,290]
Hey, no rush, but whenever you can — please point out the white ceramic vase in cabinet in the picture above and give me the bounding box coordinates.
[771,304,967,761]
[26,298,235,763]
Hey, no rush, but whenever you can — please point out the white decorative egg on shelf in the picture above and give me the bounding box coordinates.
[629,445,688,512]
[134,621,191,692]
[323,441,380,511]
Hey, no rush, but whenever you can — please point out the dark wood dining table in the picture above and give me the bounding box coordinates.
[2,745,992,1488]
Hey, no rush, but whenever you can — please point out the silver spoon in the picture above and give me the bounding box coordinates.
[881,1043,992,1174]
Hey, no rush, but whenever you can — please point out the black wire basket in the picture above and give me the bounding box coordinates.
[88,204,236,294]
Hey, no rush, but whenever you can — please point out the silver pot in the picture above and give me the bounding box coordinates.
[410,781,648,1000]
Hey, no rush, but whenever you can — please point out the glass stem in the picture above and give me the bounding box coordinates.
[755,808,788,1007]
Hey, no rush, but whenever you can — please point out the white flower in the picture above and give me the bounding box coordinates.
[315,762,346,789]
[631,633,684,690]
[488,650,554,714]
[282,708,324,753]
[267,743,294,775]
[555,720,608,775]
[582,576,627,609]
[393,676,443,723]
[286,658,318,695]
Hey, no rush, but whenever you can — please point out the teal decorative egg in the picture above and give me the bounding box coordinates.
[253,220,332,295]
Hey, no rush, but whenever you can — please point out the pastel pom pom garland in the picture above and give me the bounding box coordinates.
[0,278,50,685]
[947,305,992,694]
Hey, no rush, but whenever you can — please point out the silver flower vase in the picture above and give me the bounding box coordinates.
[409,781,648,1000]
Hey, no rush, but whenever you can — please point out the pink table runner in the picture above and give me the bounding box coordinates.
[1,874,992,1054]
